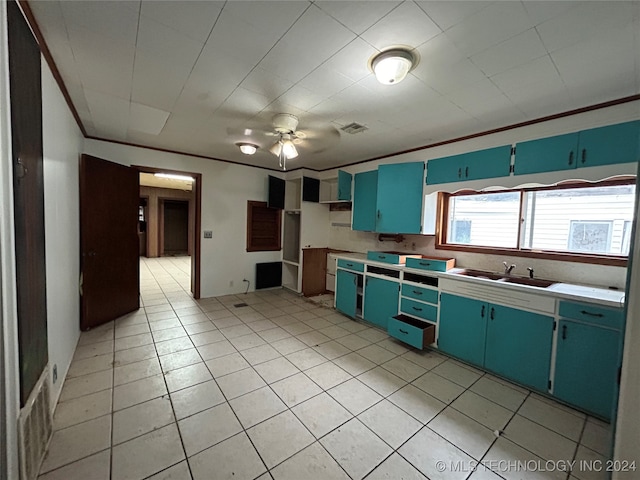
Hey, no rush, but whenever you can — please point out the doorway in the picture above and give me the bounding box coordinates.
[135,166,201,299]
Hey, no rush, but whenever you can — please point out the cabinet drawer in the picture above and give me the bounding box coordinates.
[388,315,435,350]
[337,259,364,272]
[401,284,438,304]
[367,251,420,265]
[405,256,455,272]
[559,301,624,330]
[401,298,438,322]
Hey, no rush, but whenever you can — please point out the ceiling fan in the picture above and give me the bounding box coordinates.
[233,113,340,170]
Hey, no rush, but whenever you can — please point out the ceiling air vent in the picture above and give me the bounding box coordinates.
[340,122,368,134]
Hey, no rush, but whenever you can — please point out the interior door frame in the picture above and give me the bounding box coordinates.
[134,166,201,299]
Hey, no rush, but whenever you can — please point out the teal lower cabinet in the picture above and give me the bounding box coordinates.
[363,276,399,329]
[438,293,487,366]
[388,314,435,349]
[553,319,621,419]
[336,270,358,318]
[484,305,554,391]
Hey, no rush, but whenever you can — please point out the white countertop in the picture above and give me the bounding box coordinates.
[333,252,626,309]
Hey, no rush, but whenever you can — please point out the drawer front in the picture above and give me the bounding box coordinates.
[401,284,438,304]
[559,301,624,330]
[401,298,438,322]
[388,316,435,349]
[337,259,365,272]
[405,257,449,272]
[367,251,399,264]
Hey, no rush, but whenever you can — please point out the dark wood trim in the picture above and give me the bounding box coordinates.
[436,179,635,267]
[17,0,87,136]
[134,165,202,299]
[158,198,165,257]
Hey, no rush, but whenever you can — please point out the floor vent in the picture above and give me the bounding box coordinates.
[233,303,248,308]
[18,367,52,480]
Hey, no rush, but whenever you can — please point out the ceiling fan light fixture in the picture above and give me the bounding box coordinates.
[269,141,282,157]
[282,139,298,159]
[372,49,415,85]
[237,143,258,155]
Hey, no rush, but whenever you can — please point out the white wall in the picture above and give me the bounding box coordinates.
[83,139,283,298]
[0,1,21,477]
[42,60,84,407]
[325,101,640,289]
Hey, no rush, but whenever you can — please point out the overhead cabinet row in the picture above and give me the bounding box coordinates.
[426,119,639,184]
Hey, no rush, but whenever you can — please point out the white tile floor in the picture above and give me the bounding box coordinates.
[39,257,613,480]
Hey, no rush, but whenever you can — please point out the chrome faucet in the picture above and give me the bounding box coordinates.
[503,261,516,275]
[527,267,535,279]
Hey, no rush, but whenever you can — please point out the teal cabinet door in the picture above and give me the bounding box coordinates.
[577,120,640,168]
[363,277,399,329]
[484,305,554,391]
[337,170,352,201]
[352,170,378,231]
[425,156,463,185]
[426,146,511,184]
[514,132,579,175]
[376,162,424,234]
[438,293,487,366]
[336,270,357,318]
[554,320,620,419]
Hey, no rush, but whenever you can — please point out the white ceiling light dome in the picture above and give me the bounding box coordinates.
[371,48,416,85]
[237,143,258,155]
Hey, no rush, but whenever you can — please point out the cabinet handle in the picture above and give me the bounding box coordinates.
[378,255,386,259]
[465,166,469,177]
[458,168,462,178]
[346,263,353,267]
[418,261,431,266]
[568,151,574,165]
[412,290,423,295]
[581,148,586,164]
[580,310,604,318]
[399,329,408,335]
[480,305,485,318]
[490,307,495,320]
[412,306,423,312]
[338,188,342,198]
[562,325,567,340]
[377,210,381,219]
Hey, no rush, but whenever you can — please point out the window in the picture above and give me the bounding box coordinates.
[440,181,635,262]
[246,201,281,252]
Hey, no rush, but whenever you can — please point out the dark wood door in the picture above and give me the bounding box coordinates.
[80,155,139,330]
[302,248,328,297]
[8,0,48,406]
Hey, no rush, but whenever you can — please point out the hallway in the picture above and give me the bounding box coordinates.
[38,258,612,480]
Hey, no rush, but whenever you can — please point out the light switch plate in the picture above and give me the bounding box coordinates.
[203,230,212,239]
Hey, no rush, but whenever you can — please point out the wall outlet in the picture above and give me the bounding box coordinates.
[203,230,213,239]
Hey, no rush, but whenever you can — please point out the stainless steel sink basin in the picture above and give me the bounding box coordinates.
[454,269,556,288]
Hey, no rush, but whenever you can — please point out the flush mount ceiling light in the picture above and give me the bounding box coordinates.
[154,173,194,182]
[370,48,416,85]
[237,143,258,155]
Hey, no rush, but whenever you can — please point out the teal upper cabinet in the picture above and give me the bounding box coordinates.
[352,170,378,231]
[577,120,640,167]
[438,293,487,366]
[554,320,620,419]
[484,305,554,391]
[337,170,352,201]
[363,276,399,329]
[426,145,512,185]
[514,120,640,175]
[513,132,579,176]
[376,162,424,234]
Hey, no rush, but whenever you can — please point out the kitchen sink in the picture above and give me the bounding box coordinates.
[454,269,556,288]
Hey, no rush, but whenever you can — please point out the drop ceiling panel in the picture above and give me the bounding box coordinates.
[131,52,192,111]
[445,1,534,56]
[85,89,130,139]
[59,0,139,45]
[139,1,223,43]
[239,68,294,100]
[320,38,378,82]
[315,1,401,35]
[360,1,441,50]
[521,1,582,26]
[136,15,203,70]
[297,66,355,99]
[415,1,493,31]
[129,103,170,135]
[470,28,548,77]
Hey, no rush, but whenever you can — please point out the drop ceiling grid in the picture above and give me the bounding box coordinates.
[26,0,640,170]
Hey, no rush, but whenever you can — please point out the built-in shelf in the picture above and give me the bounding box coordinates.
[285,178,301,210]
[282,259,299,267]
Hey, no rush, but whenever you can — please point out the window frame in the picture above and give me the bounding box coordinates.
[246,201,282,252]
[435,178,635,267]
